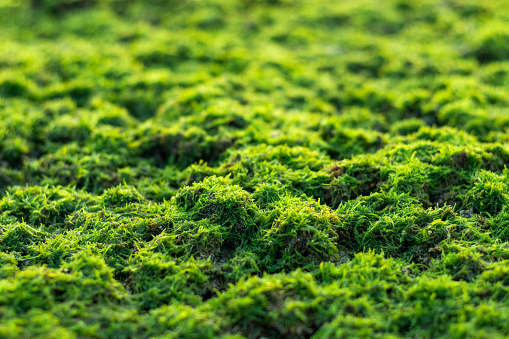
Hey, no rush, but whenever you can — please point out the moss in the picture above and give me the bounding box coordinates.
[438,248,487,282]
[390,118,426,136]
[0,72,35,99]
[393,276,470,336]
[30,0,100,15]
[124,254,220,310]
[314,314,396,339]
[101,184,145,207]
[480,262,509,286]
[2,0,509,336]
[0,222,48,258]
[326,158,386,208]
[63,250,128,303]
[461,170,508,216]
[320,125,385,159]
[471,22,509,63]
[256,195,348,272]
[337,192,490,264]
[0,312,77,339]
[173,176,260,250]
[45,114,92,144]
[0,137,30,168]
[0,186,91,228]
[143,304,239,339]
[487,207,509,241]
[0,252,18,279]
[206,270,327,339]
[26,149,127,193]
[134,125,236,167]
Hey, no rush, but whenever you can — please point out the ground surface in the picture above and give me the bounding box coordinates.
[1,0,509,338]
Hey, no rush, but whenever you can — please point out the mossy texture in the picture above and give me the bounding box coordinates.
[1,0,509,337]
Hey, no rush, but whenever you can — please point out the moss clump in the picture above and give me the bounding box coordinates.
[257,195,348,272]
[0,222,47,258]
[207,270,328,339]
[124,253,221,310]
[471,22,509,63]
[0,253,126,314]
[0,186,90,228]
[326,159,386,208]
[101,184,145,207]
[0,252,18,279]
[174,176,260,247]
[461,170,509,216]
[487,207,509,241]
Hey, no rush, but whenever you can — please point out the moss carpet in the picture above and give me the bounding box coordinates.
[1,0,509,337]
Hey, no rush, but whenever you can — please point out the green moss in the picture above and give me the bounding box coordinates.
[125,254,219,310]
[0,186,90,228]
[174,176,260,249]
[0,72,35,99]
[326,158,386,207]
[471,22,509,63]
[0,252,18,279]
[101,184,145,207]
[0,222,47,258]
[0,312,76,339]
[487,207,509,241]
[461,170,508,216]
[256,195,347,272]
[2,0,509,336]
[207,270,327,339]
[143,304,240,339]
[134,125,236,167]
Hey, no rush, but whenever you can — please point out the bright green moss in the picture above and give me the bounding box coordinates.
[143,304,241,339]
[326,157,386,207]
[0,222,47,258]
[133,125,236,167]
[64,250,128,302]
[0,71,35,99]
[1,0,509,337]
[101,184,145,207]
[480,262,509,286]
[0,312,77,339]
[470,22,509,63]
[206,270,326,339]
[487,207,509,241]
[124,254,219,309]
[174,176,261,248]
[256,195,347,272]
[0,186,90,226]
[26,148,129,192]
[461,170,508,216]
[0,252,18,279]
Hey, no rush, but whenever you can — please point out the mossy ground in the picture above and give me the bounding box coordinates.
[1,0,509,337]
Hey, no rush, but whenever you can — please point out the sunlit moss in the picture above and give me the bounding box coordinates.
[1,0,509,337]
